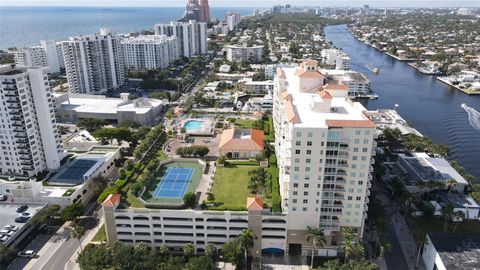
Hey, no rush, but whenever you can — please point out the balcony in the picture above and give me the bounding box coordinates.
[5,93,18,98]
[7,105,21,110]
[22,166,34,171]
[19,150,31,155]
[19,156,31,160]
[21,161,33,166]
[14,134,28,138]
[6,99,20,104]
[369,165,374,173]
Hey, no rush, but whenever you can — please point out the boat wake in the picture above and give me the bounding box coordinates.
[461,103,480,131]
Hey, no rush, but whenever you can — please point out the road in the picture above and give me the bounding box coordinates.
[37,217,98,270]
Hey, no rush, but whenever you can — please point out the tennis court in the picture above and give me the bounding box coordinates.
[141,161,204,206]
[56,159,98,182]
[153,168,194,198]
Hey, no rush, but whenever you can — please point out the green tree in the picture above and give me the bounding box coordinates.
[452,210,465,232]
[159,244,169,258]
[221,240,243,268]
[183,192,196,208]
[305,226,326,269]
[70,224,85,252]
[205,243,217,261]
[111,241,136,269]
[321,259,379,270]
[61,203,84,223]
[341,227,355,263]
[183,243,195,259]
[76,244,111,270]
[76,118,107,132]
[442,204,454,232]
[235,229,257,268]
[117,119,141,129]
[0,244,17,269]
[184,256,215,270]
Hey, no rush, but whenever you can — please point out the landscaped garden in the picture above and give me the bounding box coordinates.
[208,165,258,211]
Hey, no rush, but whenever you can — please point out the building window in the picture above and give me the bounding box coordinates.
[305,167,310,172]
[354,139,360,144]
[362,148,368,152]
[307,141,312,146]
[306,158,311,163]
[294,167,299,172]
[303,207,308,211]
[293,191,298,195]
[307,132,313,137]
[292,199,297,203]
[356,196,361,201]
[303,199,308,203]
[306,150,311,155]
[293,183,298,188]
[294,158,300,163]
[304,183,309,188]
[353,147,359,152]
[304,191,308,196]
[355,130,361,135]
[358,181,364,185]
[348,196,352,200]
[364,139,369,144]
[364,130,370,135]
[292,207,297,211]
[296,132,302,137]
[295,150,301,154]
[296,141,301,146]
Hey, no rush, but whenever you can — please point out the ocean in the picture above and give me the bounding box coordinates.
[0,6,254,49]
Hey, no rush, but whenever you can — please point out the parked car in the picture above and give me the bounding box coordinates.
[0,235,8,242]
[16,205,28,213]
[15,216,30,223]
[21,212,31,217]
[0,194,7,201]
[17,250,35,258]
[0,229,9,235]
[4,225,18,231]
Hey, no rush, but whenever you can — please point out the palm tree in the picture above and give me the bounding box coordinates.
[205,243,217,261]
[442,204,454,232]
[351,243,365,261]
[70,224,85,252]
[341,227,355,263]
[379,242,392,258]
[305,226,326,269]
[159,244,169,258]
[183,243,195,259]
[413,229,426,267]
[446,179,456,192]
[234,229,257,269]
[452,210,465,232]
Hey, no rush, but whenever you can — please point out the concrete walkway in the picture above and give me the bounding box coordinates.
[64,217,104,270]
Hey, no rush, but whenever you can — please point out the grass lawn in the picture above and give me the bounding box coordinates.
[235,119,255,129]
[126,191,144,208]
[408,216,480,241]
[209,165,258,211]
[92,224,107,242]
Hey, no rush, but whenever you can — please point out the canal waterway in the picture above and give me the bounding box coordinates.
[325,24,480,180]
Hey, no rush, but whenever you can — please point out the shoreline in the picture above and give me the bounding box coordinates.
[436,77,480,95]
[347,27,479,96]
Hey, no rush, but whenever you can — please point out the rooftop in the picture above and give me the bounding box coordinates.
[428,232,480,269]
[218,128,264,151]
[0,203,43,246]
[54,93,163,115]
[279,63,373,129]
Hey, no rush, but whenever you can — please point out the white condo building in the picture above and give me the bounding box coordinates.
[226,45,264,63]
[61,28,125,94]
[154,21,207,58]
[12,47,47,70]
[273,60,375,240]
[0,65,62,178]
[40,40,63,73]
[101,60,376,259]
[121,35,180,70]
[321,49,350,70]
[226,12,241,31]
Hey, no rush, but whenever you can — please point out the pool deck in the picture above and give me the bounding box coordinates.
[181,118,215,135]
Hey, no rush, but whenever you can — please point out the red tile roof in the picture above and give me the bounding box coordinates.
[277,68,286,79]
[318,91,332,100]
[295,69,325,78]
[323,84,348,91]
[285,100,298,123]
[246,197,264,210]
[326,119,376,128]
[102,194,121,207]
[218,128,264,151]
[299,60,318,67]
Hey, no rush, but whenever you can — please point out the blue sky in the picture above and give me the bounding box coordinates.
[1,0,479,7]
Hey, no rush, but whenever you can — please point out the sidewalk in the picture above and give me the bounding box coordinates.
[64,217,105,270]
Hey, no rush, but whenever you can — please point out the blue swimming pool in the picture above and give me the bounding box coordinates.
[183,120,204,133]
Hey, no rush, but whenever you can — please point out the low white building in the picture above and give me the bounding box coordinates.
[238,78,274,94]
[0,146,120,207]
[422,232,480,270]
[54,93,164,125]
[226,45,264,63]
[321,49,350,70]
